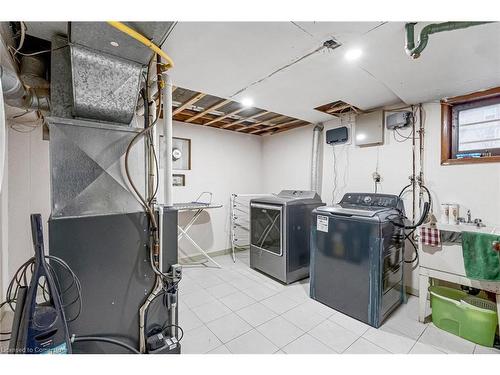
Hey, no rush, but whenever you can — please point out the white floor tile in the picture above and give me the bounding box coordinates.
[279,282,311,303]
[362,326,416,354]
[261,292,301,314]
[300,299,336,318]
[257,316,305,348]
[282,334,336,354]
[191,300,232,323]
[219,291,256,311]
[417,324,475,354]
[236,302,278,327]
[193,274,225,289]
[206,313,253,343]
[474,345,500,354]
[181,289,216,309]
[344,338,390,354]
[178,278,202,295]
[207,344,231,354]
[178,306,204,332]
[229,276,262,291]
[382,305,428,340]
[241,284,279,301]
[282,303,328,331]
[309,320,360,353]
[328,312,371,336]
[205,283,239,299]
[226,329,278,354]
[181,325,222,354]
[409,342,446,354]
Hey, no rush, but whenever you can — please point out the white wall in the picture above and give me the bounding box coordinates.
[5,123,51,282]
[168,121,264,259]
[262,125,315,193]
[261,102,500,292]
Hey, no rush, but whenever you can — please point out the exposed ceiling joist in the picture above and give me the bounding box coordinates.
[242,115,288,133]
[265,122,310,135]
[204,107,246,126]
[184,99,231,123]
[171,85,310,135]
[173,92,206,115]
[254,119,303,134]
[221,110,269,129]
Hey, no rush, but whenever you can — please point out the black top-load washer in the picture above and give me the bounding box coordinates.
[310,193,406,328]
[250,190,324,284]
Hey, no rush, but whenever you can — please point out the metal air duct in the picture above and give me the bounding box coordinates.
[311,123,323,193]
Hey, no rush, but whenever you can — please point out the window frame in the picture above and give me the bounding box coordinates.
[441,87,500,165]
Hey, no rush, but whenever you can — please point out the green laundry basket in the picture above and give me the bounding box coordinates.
[429,286,498,347]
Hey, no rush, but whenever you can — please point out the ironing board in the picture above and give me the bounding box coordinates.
[173,192,223,268]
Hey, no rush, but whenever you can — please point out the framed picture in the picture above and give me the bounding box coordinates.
[172,137,191,170]
[172,174,185,187]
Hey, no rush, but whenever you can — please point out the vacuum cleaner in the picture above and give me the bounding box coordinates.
[9,214,72,354]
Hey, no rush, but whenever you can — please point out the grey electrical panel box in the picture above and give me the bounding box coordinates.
[386,111,412,129]
[326,126,349,145]
[355,111,384,147]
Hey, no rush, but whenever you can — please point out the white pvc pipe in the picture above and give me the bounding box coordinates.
[162,73,173,206]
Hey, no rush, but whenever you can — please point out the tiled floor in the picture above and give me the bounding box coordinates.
[178,250,500,354]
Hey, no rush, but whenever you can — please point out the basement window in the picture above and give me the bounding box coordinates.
[441,87,500,165]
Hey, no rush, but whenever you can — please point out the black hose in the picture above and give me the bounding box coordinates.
[72,336,140,354]
[392,202,430,230]
[398,183,413,198]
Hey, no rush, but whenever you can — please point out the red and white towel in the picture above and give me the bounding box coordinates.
[420,226,441,247]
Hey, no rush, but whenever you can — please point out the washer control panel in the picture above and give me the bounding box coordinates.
[340,193,401,209]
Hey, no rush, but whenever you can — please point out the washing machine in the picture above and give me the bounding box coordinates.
[250,190,324,284]
[310,193,406,328]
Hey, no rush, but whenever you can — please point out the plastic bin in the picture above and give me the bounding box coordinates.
[429,286,498,347]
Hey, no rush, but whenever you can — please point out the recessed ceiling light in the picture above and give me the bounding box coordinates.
[110,41,119,47]
[345,48,362,61]
[241,97,254,108]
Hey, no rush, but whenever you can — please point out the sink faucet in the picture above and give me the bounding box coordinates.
[457,210,485,228]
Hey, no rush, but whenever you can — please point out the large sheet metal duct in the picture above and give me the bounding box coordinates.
[51,22,174,126]
[48,117,145,218]
[49,22,173,218]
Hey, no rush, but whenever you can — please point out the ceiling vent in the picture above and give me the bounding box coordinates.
[314,100,362,117]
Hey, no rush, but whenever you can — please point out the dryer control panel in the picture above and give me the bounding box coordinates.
[278,190,320,200]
